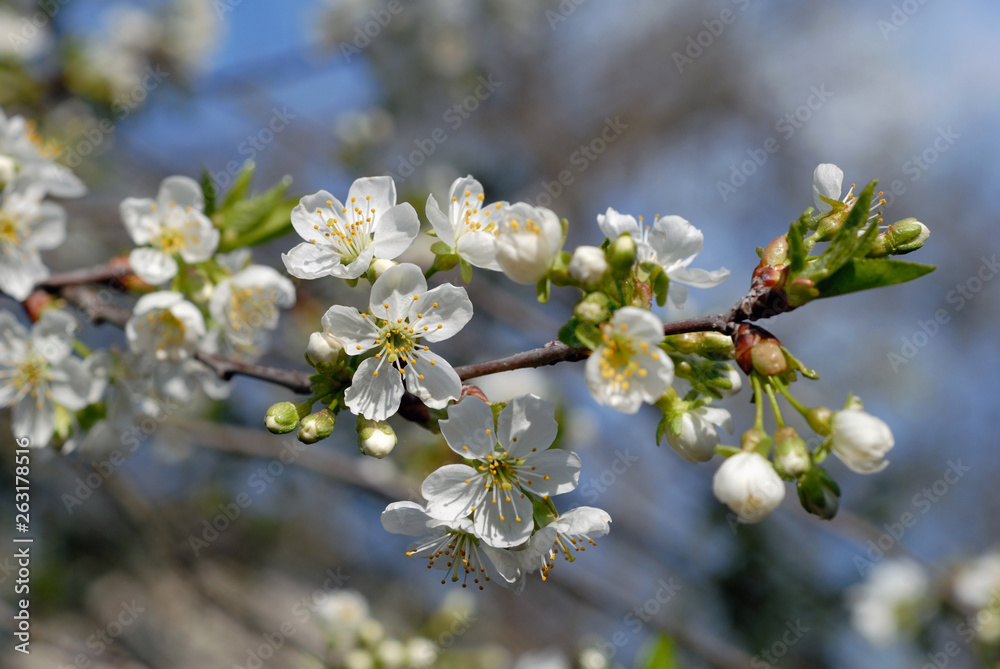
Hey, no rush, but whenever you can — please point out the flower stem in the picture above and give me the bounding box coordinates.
[763,380,785,428]
[751,373,765,432]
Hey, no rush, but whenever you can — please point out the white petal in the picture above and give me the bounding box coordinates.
[518,449,581,497]
[370,203,420,260]
[156,175,204,211]
[0,253,47,300]
[29,202,67,251]
[552,506,612,537]
[281,242,344,280]
[649,215,703,265]
[481,545,523,587]
[596,207,640,239]
[474,493,533,548]
[347,176,396,220]
[369,263,426,321]
[381,501,434,536]
[666,413,718,463]
[13,396,55,447]
[699,406,734,433]
[421,463,483,520]
[440,396,496,459]
[177,214,219,262]
[292,190,344,241]
[130,247,178,285]
[668,266,730,289]
[345,357,404,421]
[411,283,473,343]
[425,192,455,241]
[666,282,689,309]
[611,307,663,343]
[32,310,77,364]
[498,394,557,458]
[456,231,499,269]
[321,306,380,352]
[120,197,158,245]
[406,350,461,409]
[813,163,844,210]
[49,358,90,410]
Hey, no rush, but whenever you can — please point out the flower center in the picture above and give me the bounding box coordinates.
[24,120,61,158]
[154,226,187,255]
[5,350,51,408]
[0,212,25,251]
[407,529,490,590]
[228,285,278,336]
[597,322,654,390]
[309,195,377,263]
[454,190,499,238]
[137,309,188,357]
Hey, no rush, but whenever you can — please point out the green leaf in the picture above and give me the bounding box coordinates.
[430,241,454,256]
[558,317,584,348]
[228,197,296,249]
[637,634,681,669]
[221,161,256,211]
[200,168,216,218]
[459,258,472,284]
[787,211,810,275]
[652,265,669,307]
[536,276,551,304]
[804,181,877,281]
[574,322,602,350]
[655,416,667,447]
[217,178,294,252]
[816,258,936,299]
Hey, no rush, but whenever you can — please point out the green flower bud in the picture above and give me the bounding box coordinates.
[573,291,611,324]
[806,406,833,436]
[750,341,787,376]
[265,401,300,434]
[741,427,772,457]
[298,408,335,443]
[664,332,700,354]
[761,235,789,267]
[796,466,840,520]
[357,416,396,458]
[773,426,811,478]
[608,234,637,276]
[866,218,930,257]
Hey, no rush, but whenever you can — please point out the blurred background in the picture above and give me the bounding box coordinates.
[1,0,999,667]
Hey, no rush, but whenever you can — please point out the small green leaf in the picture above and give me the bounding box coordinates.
[574,322,602,350]
[653,265,669,307]
[558,318,584,348]
[430,241,454,256]
[637,634,681,669]
[221,161,256,210]
[227,197,296,249]
[788,211,810,275]
[536,276,551,304]
[459,259,472,284]
[655,416,667,446]
[200,168,216,217]
[816,258,936,299]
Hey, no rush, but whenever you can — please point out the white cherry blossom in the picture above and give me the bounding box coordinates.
[585,307,674,414]
[712,451,785,523]
[494,202,563,284]
[126,291,206,361]
[120,175,219,286]
[663,404,733,463]
[323,263,472,421]
[208,264,296,354]
[421,395,581,548]
[0,108,86,197]
[0,179,66,300]
[508,506,612,593]
[283,176,418,280]
[425,175,505,270]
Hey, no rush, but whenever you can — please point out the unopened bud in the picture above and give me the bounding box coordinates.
[298,409,336,443]
[608,234,637,276]
[357,416,396,458]
[867,218,930,257]
[773,426,811,477]
[368,258,397,282]
[573,291,611,323]
[741,427,771,455]
[761,235,789,267]
[306,331,344,367]
[568,245,609,288]
[266,401,300,434]
[665,332,700,354]
[796,466,840,520]
[711,366,743,398]
[805,406,833,436]
[751,340,787,376]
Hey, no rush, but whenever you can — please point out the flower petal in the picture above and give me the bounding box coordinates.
[421,463,483,521]
[344,357,405,421]
[347,176,396,220]
[668,266,730,289]
[281,242,343,280]
[370,203,420,260]
[474,492,533,548]
[156,175,204,211]
[649,215,703,265]
[518,449,581,497]
[498,394,557,458]
[411,283,473,343]
[456,231,500,269]
[425,192,455,242]
[320,305,380,352]
[611,306,663,343]
[13,395,54,447]
[129,247,178,285]
[381,501,434,536]
[32,310,77,364]
[406,349,462,409]
[120,197,158,245]
[596,207,640,239]
[813,163,844,211]
[369,263,426,321]
[292,190,345,241]
[440,396,496,459]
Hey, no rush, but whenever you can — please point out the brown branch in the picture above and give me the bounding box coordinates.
[196,352,313,394]
[39,261,134,288]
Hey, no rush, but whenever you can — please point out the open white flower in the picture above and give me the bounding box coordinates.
[0,310,105,447]
[597,207,729,308]
[812,163,884,224]
[126,291,206,361]
[0,108,86,197]
[323,263,472,421]
[585,307,674,414]
[848,558,930,646]
[381,501,520,591]
[283,176,418,280]
[511,506,612,593]
[208,264,296,351]
[120,176,219,286]
[830,405,894,474]
[425,175,504,270]
[663,404,733,463]
[494,202,563,284]
[422,395,581,548]
[712,451,785,523]
[0,180,66,300]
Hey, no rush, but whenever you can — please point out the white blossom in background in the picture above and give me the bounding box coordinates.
[494,202,563,284]
[426,175,505,270]
[663,404,733,463]
[0,7,52,61]
[164,0,222,76]
[830,400,894,474]
[712,451,785,523]
[0,108,86,197]
[585,307,674,414]
[126,291,205,361]
[381,501,520,591]
[952,551,1000,642]
[848,558,931,646]
[597,207,729,308]
[0,310,106,447]
[422,395,581,548]
[283,176,419,281]
[0,180,66,300]
[207,264,296,355]
[512,648,572,669]
[120,176,220,286]
[323,263,472,421]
